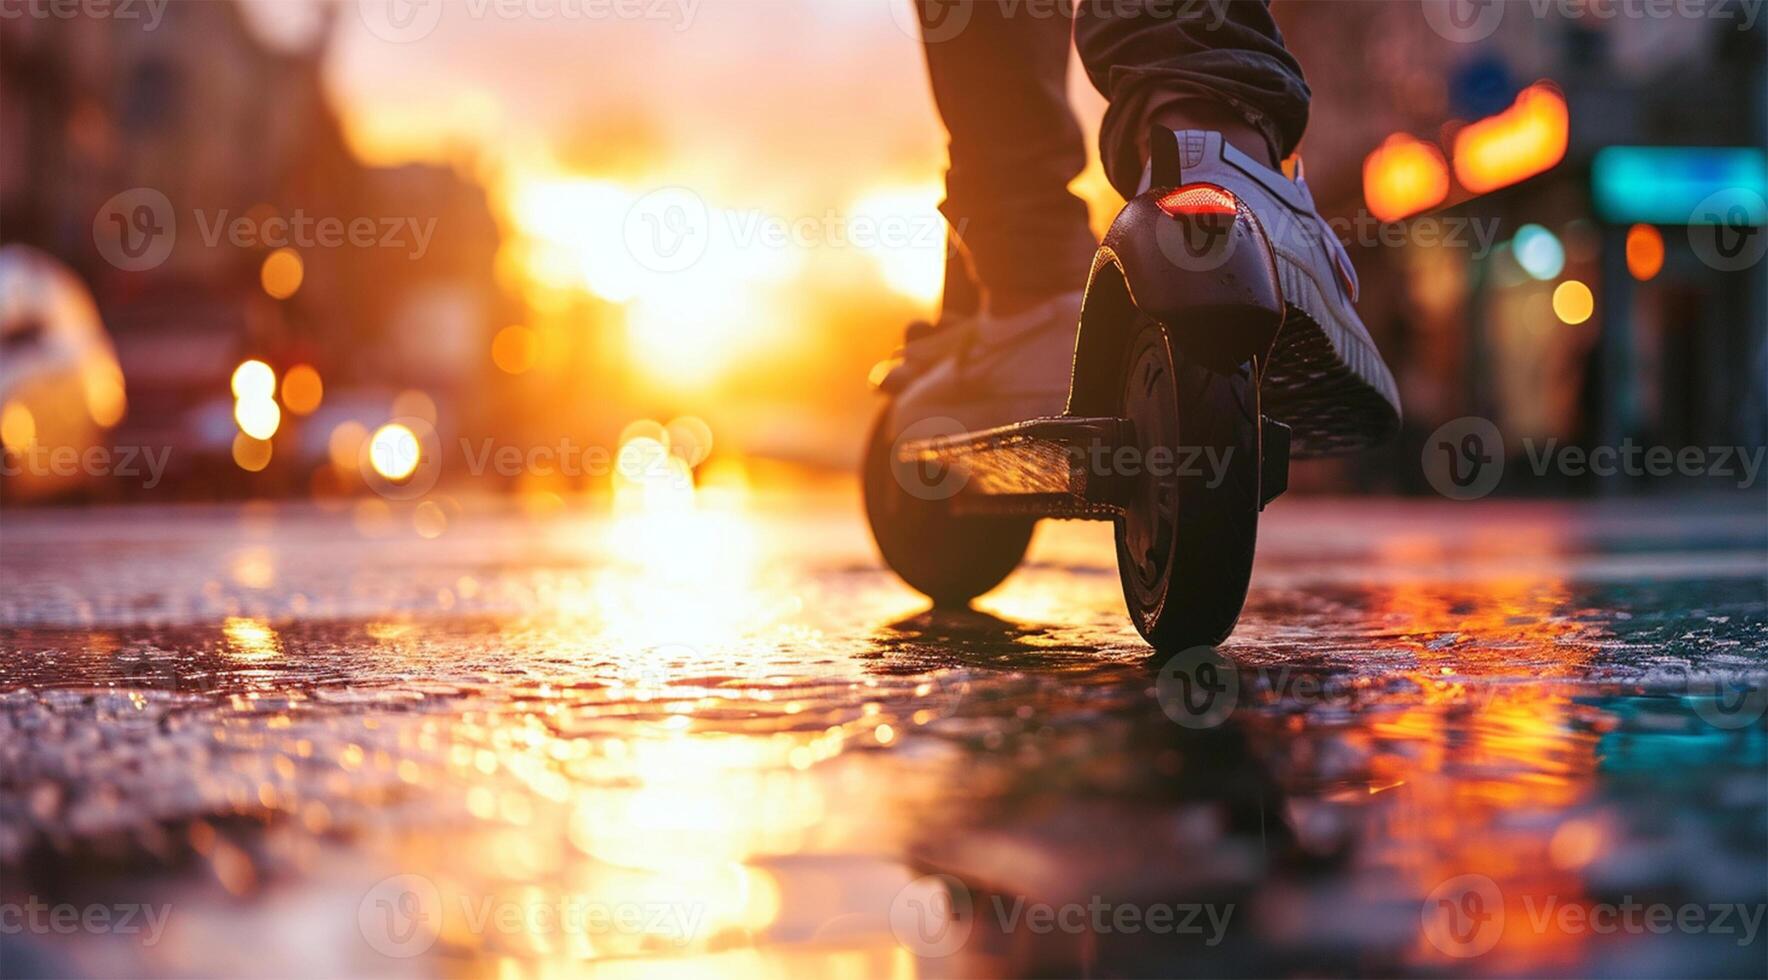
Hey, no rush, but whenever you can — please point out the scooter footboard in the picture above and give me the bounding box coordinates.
[896,416,1131,519]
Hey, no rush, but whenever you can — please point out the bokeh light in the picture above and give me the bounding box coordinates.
[369,423,421,481]
[1362,133,1450,222]
[280,364,324,415]
[81,361,127,427]
[413,499,448,538]
[1452,82,1570,194]
[231,360,276,401]
[1512,224,1565,281]
[617,435,671,484]
[351,497,394,537]
[848,185,946,302]
[666,416,714,467]
[391,389,438,425]
[617,418,668,449]
[1625,223,1664,281]
[231,433,273,472]
[234,396,282,440]
[511,178,800,392]
[328,421,368,472]
[1,400,37,449]
[260,248,304,299]
[1552,280,1595,324]
[491,325,540,374]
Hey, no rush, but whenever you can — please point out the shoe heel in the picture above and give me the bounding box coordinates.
[1163,296,1283,372]
[1144,182,1284,369]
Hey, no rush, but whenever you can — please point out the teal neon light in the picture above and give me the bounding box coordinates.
[1591,147,1766,225]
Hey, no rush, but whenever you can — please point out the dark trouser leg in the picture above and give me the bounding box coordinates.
[917,0,1097,315]
[1073,0,1311,196]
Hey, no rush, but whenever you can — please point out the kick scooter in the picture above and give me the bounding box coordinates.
[865,145,1294,652]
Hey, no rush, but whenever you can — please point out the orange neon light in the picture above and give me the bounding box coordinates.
[1363,134,1451,222]
[1452,83,1570,195]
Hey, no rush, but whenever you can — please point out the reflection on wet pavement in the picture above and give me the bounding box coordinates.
[1,496,1764,977]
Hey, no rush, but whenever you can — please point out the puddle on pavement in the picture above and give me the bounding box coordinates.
[1,500,1764,976]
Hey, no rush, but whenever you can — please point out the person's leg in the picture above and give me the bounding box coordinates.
[1073,0,1309,193]
[917,0,1097,315]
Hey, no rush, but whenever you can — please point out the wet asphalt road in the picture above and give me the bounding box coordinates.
[1,493,1765,978]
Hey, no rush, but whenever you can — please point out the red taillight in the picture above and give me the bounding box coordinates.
[1155,183,1236,219]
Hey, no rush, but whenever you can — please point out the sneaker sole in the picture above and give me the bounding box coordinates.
[1260,252,1402,457]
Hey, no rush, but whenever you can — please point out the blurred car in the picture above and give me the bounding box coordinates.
[0,245,128,500]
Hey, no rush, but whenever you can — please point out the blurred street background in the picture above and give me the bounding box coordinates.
[1,0,1762,502]
[1,1,1765,977]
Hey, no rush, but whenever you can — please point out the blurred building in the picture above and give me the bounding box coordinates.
[1275,0,1767,495]
[0,1,509,495]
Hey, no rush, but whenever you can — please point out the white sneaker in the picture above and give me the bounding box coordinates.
[881,290,1084,439]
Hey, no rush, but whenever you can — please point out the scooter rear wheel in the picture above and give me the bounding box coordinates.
[863,408,1036,606]
[1113,316,1261,650]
